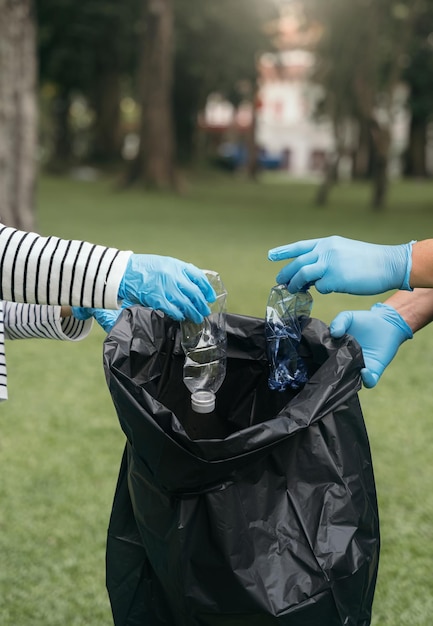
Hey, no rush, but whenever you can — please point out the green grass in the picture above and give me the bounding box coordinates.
[1,171,433,625]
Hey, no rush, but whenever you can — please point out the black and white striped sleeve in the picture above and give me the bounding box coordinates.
[3,302,93,341]
[0,303,7,400]
[0,224,132,309]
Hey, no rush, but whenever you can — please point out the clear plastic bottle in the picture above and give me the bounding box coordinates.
[181,271,227,413]
[265,284,313,391]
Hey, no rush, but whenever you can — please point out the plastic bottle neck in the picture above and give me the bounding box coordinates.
[191,391,216,413]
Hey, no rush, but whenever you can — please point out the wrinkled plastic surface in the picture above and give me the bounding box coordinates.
[103,307,380,626]
[266,286,313,391]
[181,271,227,411]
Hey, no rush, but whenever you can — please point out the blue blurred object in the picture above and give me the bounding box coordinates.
[216,142,284,171]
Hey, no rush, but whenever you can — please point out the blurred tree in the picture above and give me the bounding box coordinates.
[128,0,276,188]
[0,0,37,229]
[37,0,139,167]
[403,0,433,177]
[128,0,176,189]
[173,0,275,165]
[36,0,276,186]
[304,0,421,209]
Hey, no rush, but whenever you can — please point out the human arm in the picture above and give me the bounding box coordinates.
[330,302,413,388]
[0,224,215,323]
[267,235,425,295]
[0,224,130,309]
[4,301,126,340]
[269,237,433,293]
[407,240,433,289]
[384,287,433,332]
[3,303,93,341]
[330,288,433,388]
[0,303,94,402]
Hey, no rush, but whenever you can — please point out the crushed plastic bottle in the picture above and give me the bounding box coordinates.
[181,271,227,413]
[265,284,313,391]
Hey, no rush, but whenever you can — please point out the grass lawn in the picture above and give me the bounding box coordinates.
[1,170,433,625]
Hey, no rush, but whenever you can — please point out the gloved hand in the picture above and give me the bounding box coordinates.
[268,236,415,295]
[118,254,216,323]
[72,306,124,333]
[330,303,413,388]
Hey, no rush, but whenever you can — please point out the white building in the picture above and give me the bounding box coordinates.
[255,50,334,178]
[201,16,410,179]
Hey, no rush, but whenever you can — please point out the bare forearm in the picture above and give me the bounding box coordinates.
[410,240,433,288]
[385,288,433,333]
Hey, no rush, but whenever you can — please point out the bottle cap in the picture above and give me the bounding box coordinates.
[191,391,216,414]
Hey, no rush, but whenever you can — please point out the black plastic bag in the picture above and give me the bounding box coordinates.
[103,307,380,626]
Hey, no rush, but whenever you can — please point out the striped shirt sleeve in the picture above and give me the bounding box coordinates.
[2,302,93,342]
[0,224,132,309]
[0,303,7,400]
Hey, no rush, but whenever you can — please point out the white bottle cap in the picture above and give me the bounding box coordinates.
[191,391,216,414]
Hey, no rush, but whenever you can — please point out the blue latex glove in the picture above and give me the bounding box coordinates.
[330,303,413,388]
[268,236,415,295]
[118,254,216,323]
[72,307,123,333]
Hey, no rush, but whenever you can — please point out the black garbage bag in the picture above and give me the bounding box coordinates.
[103,307,380,626]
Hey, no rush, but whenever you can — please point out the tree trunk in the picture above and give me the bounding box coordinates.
[316,152,340,207]
[315,116,342,207]
[0,0,37,230]
[91,69,122,164]
[47,87,72,173]
[130,0,176,189]
[352,119,373,179]
[370,121,390,211]
[173,66,202,164]
[404,115,428,178]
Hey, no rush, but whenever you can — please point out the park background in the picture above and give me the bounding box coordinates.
[1,1,433,625]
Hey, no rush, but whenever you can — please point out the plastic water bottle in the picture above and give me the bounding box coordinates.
[265,284,313,391]
[181,271,227,414]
